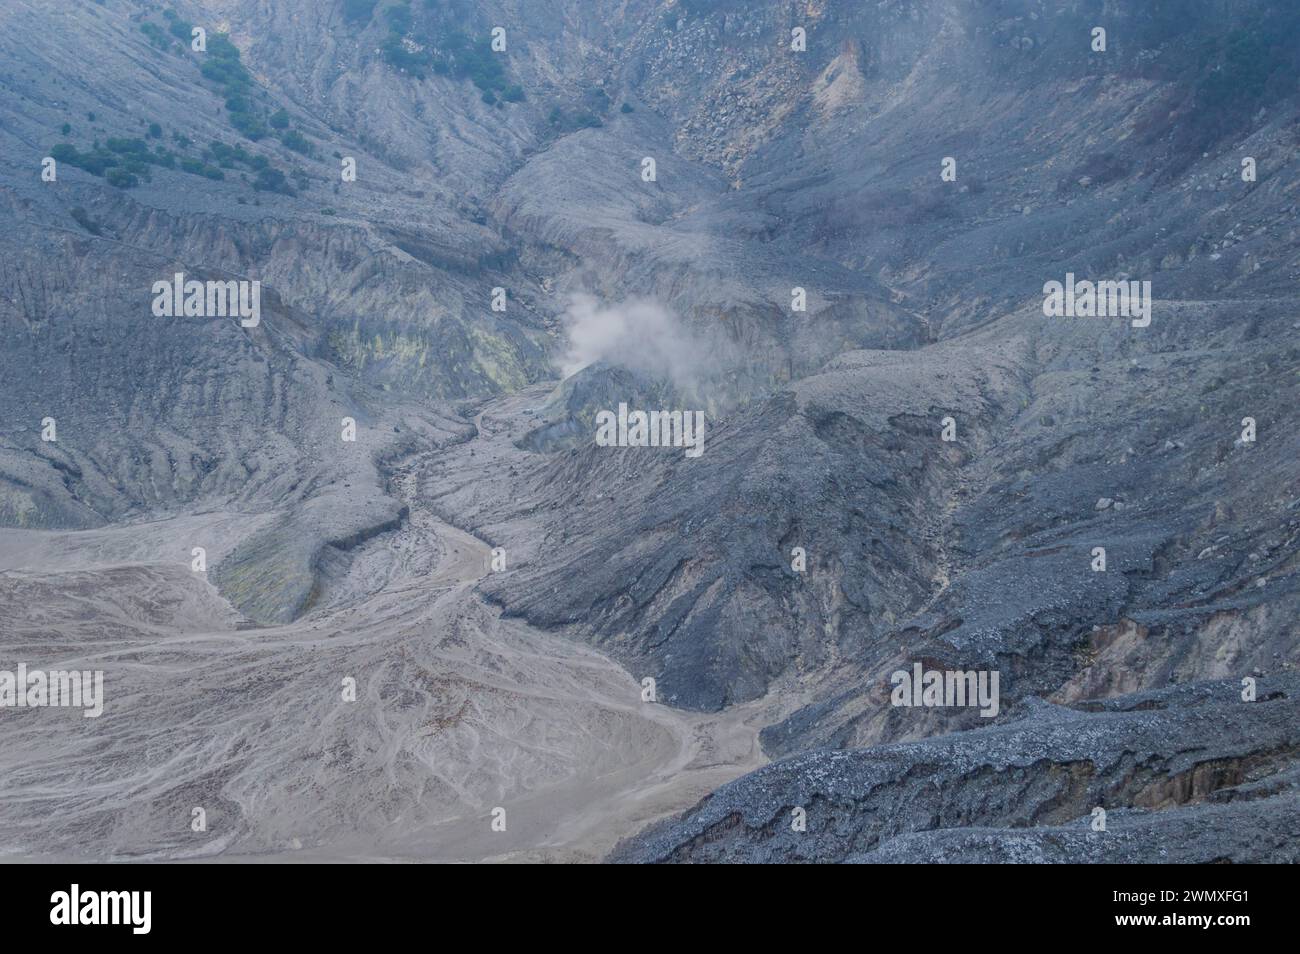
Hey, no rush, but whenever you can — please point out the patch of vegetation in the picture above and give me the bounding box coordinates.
[48,140,159,186]
[381,30,432,75]
[70,206,102,235]
[105,136,154,159]
[1034,3,1300,177]
[163,9,193,43]
[206,139,276,174]
[66,12,321,199]
[546,106,603,132]
[1131,4,1300,173]
[442,29,512,96]
[141,22,171,50]
[280,129,313,155]
[105,167,138,189]
[138,10,316,161]
[180,157,224,179]
[366,2,521,99]
[47,128,298,195]
[253,166,294,195]
[1193,26,1294,114]
[200,32,265,138]
[48,143,108,175]
[228,110,269,140]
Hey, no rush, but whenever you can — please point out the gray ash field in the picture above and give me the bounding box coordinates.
[0,0,1297,863]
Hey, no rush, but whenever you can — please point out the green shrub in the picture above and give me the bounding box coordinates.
[280,129,313,155]
[202,59,248,88]
[229,111,268,140]
[141,23,170,49]
[208,34,242,62]
[70,206,102,235]
[381,32,430,74]
[445,32,507,92]
[179,157,225,180]
[92,145,149,177]
[105,137,151,156]
[167,15,193,43]
[105,167,138,188]
[50,142,87,165]
[376,15,518,98]
[545,107,603,132]
[253,167,293,195]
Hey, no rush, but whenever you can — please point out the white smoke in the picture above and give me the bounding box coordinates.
[558,294,715,386]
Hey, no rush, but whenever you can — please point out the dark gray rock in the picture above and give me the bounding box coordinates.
[612,676,1300,863]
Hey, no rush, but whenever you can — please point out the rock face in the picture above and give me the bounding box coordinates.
[0,0,1297,862]
[611,677,1300,864]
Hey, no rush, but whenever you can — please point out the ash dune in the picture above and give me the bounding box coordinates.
[0,423,767,862]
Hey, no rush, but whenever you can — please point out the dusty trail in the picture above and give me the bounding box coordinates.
[0,401,768,863]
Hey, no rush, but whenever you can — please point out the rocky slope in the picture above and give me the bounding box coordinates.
[612,676,1300,864]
